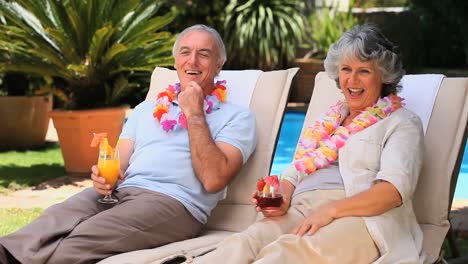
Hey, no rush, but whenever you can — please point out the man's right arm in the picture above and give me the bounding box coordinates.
[117,138,134,176]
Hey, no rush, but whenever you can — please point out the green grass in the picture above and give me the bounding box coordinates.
[0,142,62,236]
[442,236,468,260]
[460,238,468,255]
[0,142,64,194]
[0,208,44,236]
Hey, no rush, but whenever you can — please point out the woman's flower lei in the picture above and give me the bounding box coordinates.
[153,80,227,132]
[293,94,403,175]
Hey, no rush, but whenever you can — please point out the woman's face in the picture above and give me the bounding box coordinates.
[338,58,383,114]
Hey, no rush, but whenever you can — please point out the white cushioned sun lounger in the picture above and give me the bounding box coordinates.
[101,70,468,264]
[99,67,299,263]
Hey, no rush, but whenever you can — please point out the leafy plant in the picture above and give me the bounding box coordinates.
[168,0,229,33]
[0,71,50,98]
[304,6,358,59]
[223,0,307,70]
[0,0,176,110]
[351,0,409,8]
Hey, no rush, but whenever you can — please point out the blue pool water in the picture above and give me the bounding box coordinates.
[270,112,468,199]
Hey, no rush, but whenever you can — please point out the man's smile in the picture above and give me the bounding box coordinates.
[185,70,201,75]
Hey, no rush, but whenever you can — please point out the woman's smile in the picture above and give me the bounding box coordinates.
[347,87,365,97]
[339,58,383,115]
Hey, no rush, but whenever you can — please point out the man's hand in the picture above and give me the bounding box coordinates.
[178,81,205,118]
[91,165,116,195]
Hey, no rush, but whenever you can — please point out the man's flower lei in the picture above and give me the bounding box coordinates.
[292,94,403,176]
[153,80,227,132]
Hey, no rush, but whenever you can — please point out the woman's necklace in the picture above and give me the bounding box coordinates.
[153,80,227,132]
[293,94,403,175]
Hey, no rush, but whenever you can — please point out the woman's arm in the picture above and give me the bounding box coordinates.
[332,180,401,217]
[292,114,424,236]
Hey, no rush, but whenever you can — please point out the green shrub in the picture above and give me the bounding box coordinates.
[0,0,176,109]
[304,6,358,59]
[223,0,307,70]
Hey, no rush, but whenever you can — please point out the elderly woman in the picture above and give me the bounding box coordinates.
[195,24,424,263]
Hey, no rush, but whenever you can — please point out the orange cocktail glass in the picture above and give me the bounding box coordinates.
[98,155,120,188]
[91,132,120,204]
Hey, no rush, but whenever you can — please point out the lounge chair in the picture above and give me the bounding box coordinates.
[99,67,299,263]
[101,70,468,264]
[303,72,468,264]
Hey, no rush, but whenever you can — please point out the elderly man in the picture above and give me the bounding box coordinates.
[0,24,257,264]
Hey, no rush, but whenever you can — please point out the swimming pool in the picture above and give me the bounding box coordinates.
[270,112,468,199]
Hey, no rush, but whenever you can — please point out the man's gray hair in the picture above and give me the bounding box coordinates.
[172,24,227,66]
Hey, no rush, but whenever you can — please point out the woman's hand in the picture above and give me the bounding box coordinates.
[91,165,113,195]
[251,179,295,217]
[290,203,336,236]
[251,191,291,217]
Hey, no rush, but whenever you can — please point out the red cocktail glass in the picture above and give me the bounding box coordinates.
[255,175,282,211]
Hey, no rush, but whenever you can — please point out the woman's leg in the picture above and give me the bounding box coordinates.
[0,188,104,264]
[194,190,341,264]
[46,187,202,264]
[194,210,303,264]
[254,190,379,264]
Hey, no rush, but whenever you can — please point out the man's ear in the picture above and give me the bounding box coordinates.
[216,63,222,75]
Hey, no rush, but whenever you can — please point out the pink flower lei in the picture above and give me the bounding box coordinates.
[153,80,227,132]
[292,94,404,175]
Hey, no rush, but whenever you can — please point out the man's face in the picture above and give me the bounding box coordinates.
[174,30,222,95]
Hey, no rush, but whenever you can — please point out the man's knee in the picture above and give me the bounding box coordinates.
[0,244,21,264]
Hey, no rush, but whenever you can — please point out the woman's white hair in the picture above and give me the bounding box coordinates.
[324,24,405,96]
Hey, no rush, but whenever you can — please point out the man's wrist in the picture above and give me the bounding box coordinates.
[186,114,205,126]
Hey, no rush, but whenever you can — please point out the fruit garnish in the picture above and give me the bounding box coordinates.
[90,132,113,155]
[90,132,108,147]
[257,179,265,192]
[262,183,270,193]
[264,175,280,189]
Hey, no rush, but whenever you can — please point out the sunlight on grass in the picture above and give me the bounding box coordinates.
[0,142,64,193]
[0,144,62,165]
[0,208,43,236]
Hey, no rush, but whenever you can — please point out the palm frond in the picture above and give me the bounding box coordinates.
[223,0,306,70]
[0,0,175,109]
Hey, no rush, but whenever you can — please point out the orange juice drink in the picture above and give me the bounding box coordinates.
[98,158,120,187]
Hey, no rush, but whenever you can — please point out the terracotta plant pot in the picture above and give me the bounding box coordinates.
[0,95,52,149]
[49,106,129,174]
[291,58,325,103]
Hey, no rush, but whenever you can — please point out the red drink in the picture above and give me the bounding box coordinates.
[255,193,282,210]
[256,175,282,210]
